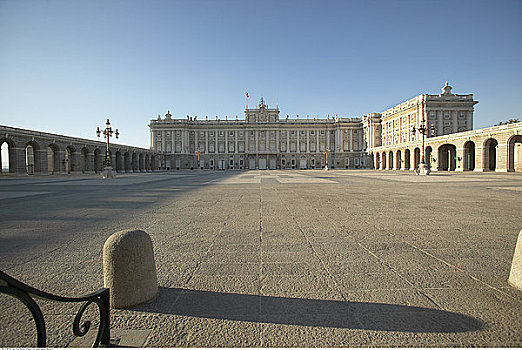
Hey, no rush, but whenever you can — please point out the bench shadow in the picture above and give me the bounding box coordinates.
[133,287,483,333]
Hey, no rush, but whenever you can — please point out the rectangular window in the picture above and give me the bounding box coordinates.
[219,131,224,136]
[229,131,234,136]
[210,131,214,136]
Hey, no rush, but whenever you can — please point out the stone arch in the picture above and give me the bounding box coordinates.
[150,154,156,171]
[381,152,387,170]
[396,150,402,170]
[438,144,457,171]
[25,140,40,175]
[414,147,420,169]
[139,153,144,171]
[507,134,522,172]
[115,150,123,172]
[132,152,138,171]
[65,145,76,174]
[375,153,380,169]
[1,137,17,174]
[483,138,498,171]
[145,154,150,171]
[463,141,476,171]
[124,152,131,171]
[388,151,394,170]
[80,147,90,173]
[94,148,103,173]
[404,149,411,170]
[47,143,61,175]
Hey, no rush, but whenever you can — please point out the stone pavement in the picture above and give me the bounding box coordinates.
[0,170,521,347]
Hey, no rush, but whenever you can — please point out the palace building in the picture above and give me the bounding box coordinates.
[148,83,522,172]
[149,97,368,170]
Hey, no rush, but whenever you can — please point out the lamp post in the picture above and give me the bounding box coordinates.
[96,118,119,179]
[411,117,435,176]
[324,148,330,171]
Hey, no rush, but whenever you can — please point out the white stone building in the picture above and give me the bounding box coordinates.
[147,83,522,172]
[149,98,369,170]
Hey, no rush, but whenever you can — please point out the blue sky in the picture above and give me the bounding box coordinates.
[1,0,521,150]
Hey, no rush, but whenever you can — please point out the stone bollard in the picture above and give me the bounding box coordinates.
[103,229,158,309]
[509,229,522,291]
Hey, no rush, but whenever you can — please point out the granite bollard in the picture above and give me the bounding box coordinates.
[509,229,522,291]
[103,229,158,308]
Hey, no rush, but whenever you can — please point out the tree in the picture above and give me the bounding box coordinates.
[496,118,520,126]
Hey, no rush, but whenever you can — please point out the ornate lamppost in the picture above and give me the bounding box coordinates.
[324,148,330,171]
[96,118,119,179]
[412,117,435,176]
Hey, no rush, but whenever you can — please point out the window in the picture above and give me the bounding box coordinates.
[250,131,254,136]
[321,130,325,135]
[301,130,305,135]
[239,131,244,137]
[229,131,234,136]
[311,130,315,135]
[219,131,224,136]
[291,130,295,135]
[210,131,214,136]
[200,131,205,137]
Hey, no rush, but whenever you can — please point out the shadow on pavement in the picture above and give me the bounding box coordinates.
[133,287,483,333]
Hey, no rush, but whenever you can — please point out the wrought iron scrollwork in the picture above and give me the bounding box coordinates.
[0,270,110,347]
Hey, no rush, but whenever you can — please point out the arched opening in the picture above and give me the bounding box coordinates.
[65,146,75,174]
[132,153,138,171]
[375,153,380,169]
[508,135,522,172]
[145,154,150,171]
[115,151,122,172]
[47,144,60,175]
[80,147,90,173]
[124,152,131,171]
[396,150,402,170]
[94,148,103,173]
[388,151,394,170]
[25,141,40,175]
[139,153,144,171]
[463,141,475,171]
[483,138,498,171]
[151,155,156,171]
[414,148,420,169]
[425,146,433,169]
[404,149,411,170]
[1,139,16,174]
[438,144,457,171]
[381,152,387,170]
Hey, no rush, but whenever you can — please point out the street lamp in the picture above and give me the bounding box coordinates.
[324,148,330,171]
[411,118,435,176]
[96,118,119,179]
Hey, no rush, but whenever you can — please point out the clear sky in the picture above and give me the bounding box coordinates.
[1,0,521,150]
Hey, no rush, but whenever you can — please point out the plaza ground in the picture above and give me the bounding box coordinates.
[0,170,521,347]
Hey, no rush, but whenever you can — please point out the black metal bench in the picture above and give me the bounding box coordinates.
[0,270,110,347]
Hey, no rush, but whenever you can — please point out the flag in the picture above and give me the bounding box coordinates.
[246,93,249,98]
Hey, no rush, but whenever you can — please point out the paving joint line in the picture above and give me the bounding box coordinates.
[281,188,366,329]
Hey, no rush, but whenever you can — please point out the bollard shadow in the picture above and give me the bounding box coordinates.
[133,287,484,333]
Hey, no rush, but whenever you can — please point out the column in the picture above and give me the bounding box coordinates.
[235,130,238,154]
[297,130,300,153]
[496,144,509,172]
[225,130,228,154]
[286,131,290,154]
[161,130,166,153]
[205,131,209,154]
[306,130,310,153]
[316,130,319,153]
[474,146,485,172]
[255,130,258,153]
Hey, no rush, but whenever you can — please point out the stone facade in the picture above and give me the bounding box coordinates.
[149,98,369,170]
[0,125,158,175]
[149,82,522,173]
